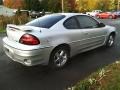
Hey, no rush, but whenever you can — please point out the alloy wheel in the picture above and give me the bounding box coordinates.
[53,49,68,67]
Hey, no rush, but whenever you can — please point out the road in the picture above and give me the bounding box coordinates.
[0,19,120,90]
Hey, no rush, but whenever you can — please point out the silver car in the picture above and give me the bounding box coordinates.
[3,13,116,69]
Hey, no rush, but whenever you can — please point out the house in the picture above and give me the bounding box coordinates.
[0,5,15,16]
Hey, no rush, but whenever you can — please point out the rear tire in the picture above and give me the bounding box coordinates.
[49,47,70,69]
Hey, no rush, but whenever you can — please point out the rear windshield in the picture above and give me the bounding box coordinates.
[26,14,65,28]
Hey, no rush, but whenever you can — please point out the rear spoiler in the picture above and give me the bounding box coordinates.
[7,24,32,32]
[7,24,21,30]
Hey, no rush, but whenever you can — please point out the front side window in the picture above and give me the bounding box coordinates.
[64,17,79,29]
[26,14,65,28]
[76,15,100,29]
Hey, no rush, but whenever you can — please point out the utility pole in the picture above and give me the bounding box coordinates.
[62,0,64,13]
[118,0,120,11]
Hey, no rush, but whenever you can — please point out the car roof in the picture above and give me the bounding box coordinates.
[51,13,86,17]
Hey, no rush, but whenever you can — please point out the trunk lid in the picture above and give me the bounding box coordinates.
[6,24,41,42]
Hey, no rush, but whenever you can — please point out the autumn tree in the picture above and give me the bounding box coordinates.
[39,0,61,12]
[4,0,14,8]
[96,0,109,11]
[76,0,117,12]
[39,0,49,11]
[47,0,61,12]
[24,0,40,11]
[87,0,98,11]
[13,0,24,9]
[76,0,89,12]
[4,0,24,9]
[96,0,117,11]
[113,0,119,10]
[108,0,117,11]
[0,0,3,5]
[3,0,118,12]
[65,0,78,12]
[45,0,78,12]
[30,0,40,11]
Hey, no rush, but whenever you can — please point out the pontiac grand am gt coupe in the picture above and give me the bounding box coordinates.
[3,13,116,69]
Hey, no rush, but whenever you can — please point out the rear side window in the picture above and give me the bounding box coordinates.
[64,17,79,29]
[26,14,65,28]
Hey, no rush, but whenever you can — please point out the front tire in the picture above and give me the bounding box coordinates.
[49,47,70,69]
[106,34,115,47]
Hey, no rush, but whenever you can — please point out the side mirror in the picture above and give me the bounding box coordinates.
[98,23,105,27]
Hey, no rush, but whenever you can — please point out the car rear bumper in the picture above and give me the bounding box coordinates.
[3,37,53,66]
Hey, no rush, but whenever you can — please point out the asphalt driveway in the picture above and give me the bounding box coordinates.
[0,19,120,90]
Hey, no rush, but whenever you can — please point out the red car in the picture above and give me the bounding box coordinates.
[96,12,117,19]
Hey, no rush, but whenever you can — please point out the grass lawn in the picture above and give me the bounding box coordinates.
[0,29,5,33]
[68,61,120,90]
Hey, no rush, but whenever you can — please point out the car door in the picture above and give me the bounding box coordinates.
[76,15,107,50]
[63,16,86,54]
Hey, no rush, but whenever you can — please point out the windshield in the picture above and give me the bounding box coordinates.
[26,14,65,28]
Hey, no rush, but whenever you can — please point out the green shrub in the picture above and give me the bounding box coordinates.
[67,61,120,90]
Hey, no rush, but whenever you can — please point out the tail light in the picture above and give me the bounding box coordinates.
[19,34,40,45]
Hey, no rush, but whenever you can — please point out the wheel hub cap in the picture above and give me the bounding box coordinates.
[54,50,67,67]
[108,36,114,46]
